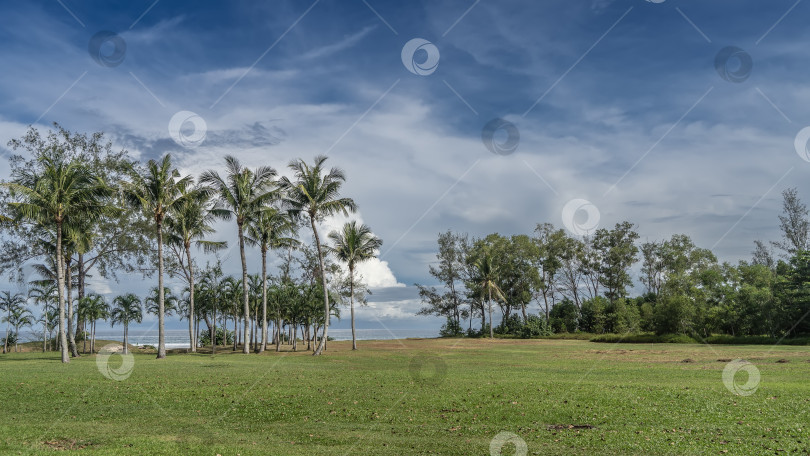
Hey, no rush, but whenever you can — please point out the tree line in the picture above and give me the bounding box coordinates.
[418,188,810,340]
[0,124,382,362]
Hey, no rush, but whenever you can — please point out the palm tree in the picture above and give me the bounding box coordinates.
[4,306,34,352]
[166,185,227,353]
[473,248,505,338]
[280,156,357,355]
[145,286,178,319]
[328,221,382,350]
[124,154,192,359]
[246,207,297,352]
[0,291,26,353]
[2,156,111,363]
[201,156,277,354]
[111,293,143,355]
[79,294,109,353]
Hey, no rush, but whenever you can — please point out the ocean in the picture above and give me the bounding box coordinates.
[91,328,439,349]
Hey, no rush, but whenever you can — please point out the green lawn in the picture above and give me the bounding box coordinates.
[1,338,808,455]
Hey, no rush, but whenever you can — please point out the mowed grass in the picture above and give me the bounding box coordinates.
[1,338,809,455]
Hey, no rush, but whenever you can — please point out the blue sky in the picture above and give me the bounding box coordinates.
[1,0,810,335]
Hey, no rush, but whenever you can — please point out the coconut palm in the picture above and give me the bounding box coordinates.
[280,156,357,355]
[29,283,57,352]
[79,294,109,353]
[1,291,26,353]
[124,154,192,359]
[246,207,298,352]
[2,156,111,363]
[201,156,277,354]
[110,294,143,355]
[472,247,506,338]
[166,185,227,353]
[328,221,382,350]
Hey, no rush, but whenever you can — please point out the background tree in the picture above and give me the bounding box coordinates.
[111,293,143,355]
[1,291,26,353]
[328,221,382,350]
[772,187,809,257]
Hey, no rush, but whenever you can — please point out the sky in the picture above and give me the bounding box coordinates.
[1,0,810,336]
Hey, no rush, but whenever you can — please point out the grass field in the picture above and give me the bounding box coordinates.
[1,338,808,455]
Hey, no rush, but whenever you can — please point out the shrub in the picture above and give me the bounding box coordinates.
[439,317,464,337]
[199,327,234,346]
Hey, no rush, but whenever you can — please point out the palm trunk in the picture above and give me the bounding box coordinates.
[75,253,85,340]
[237,222,250,354]
[157,221,166,359]
[3,308,8,354]
[350,265,357,350]
[312,217,330,356]
[66,258,79,357]
[489,288,494,338]
[212,307,217,355]
[186,243,196,353]
[123,323,128,355]
[260,249,268,352]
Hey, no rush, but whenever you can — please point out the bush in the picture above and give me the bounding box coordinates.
[521,314,551,338]
[549,299,579,333]
[439,317,464,337]
[495,314,524,336]
[199,327,234,346]
[590,333,697,344]
[466,325,489,338]
[1,332,17,346]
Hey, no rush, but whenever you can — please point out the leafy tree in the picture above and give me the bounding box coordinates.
[328,221,382,350]
[415,231,467,325]
[772,188,809,257]
[549,299,579,333]
[591,222,639,303]
[280,156,356,355]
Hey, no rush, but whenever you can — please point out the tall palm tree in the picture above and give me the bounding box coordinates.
[2,156,110,363]
[280,156,357,355]
[201,156,277,354]
[328,221,382,350]
[473,248,505,338]
[246,207,298,352]
[166,185,227,353]
[0,291,26,354]
[111,293,143,355]
[124,154,192,359]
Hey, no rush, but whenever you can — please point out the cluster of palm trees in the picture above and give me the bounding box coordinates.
[1,142,383,363]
